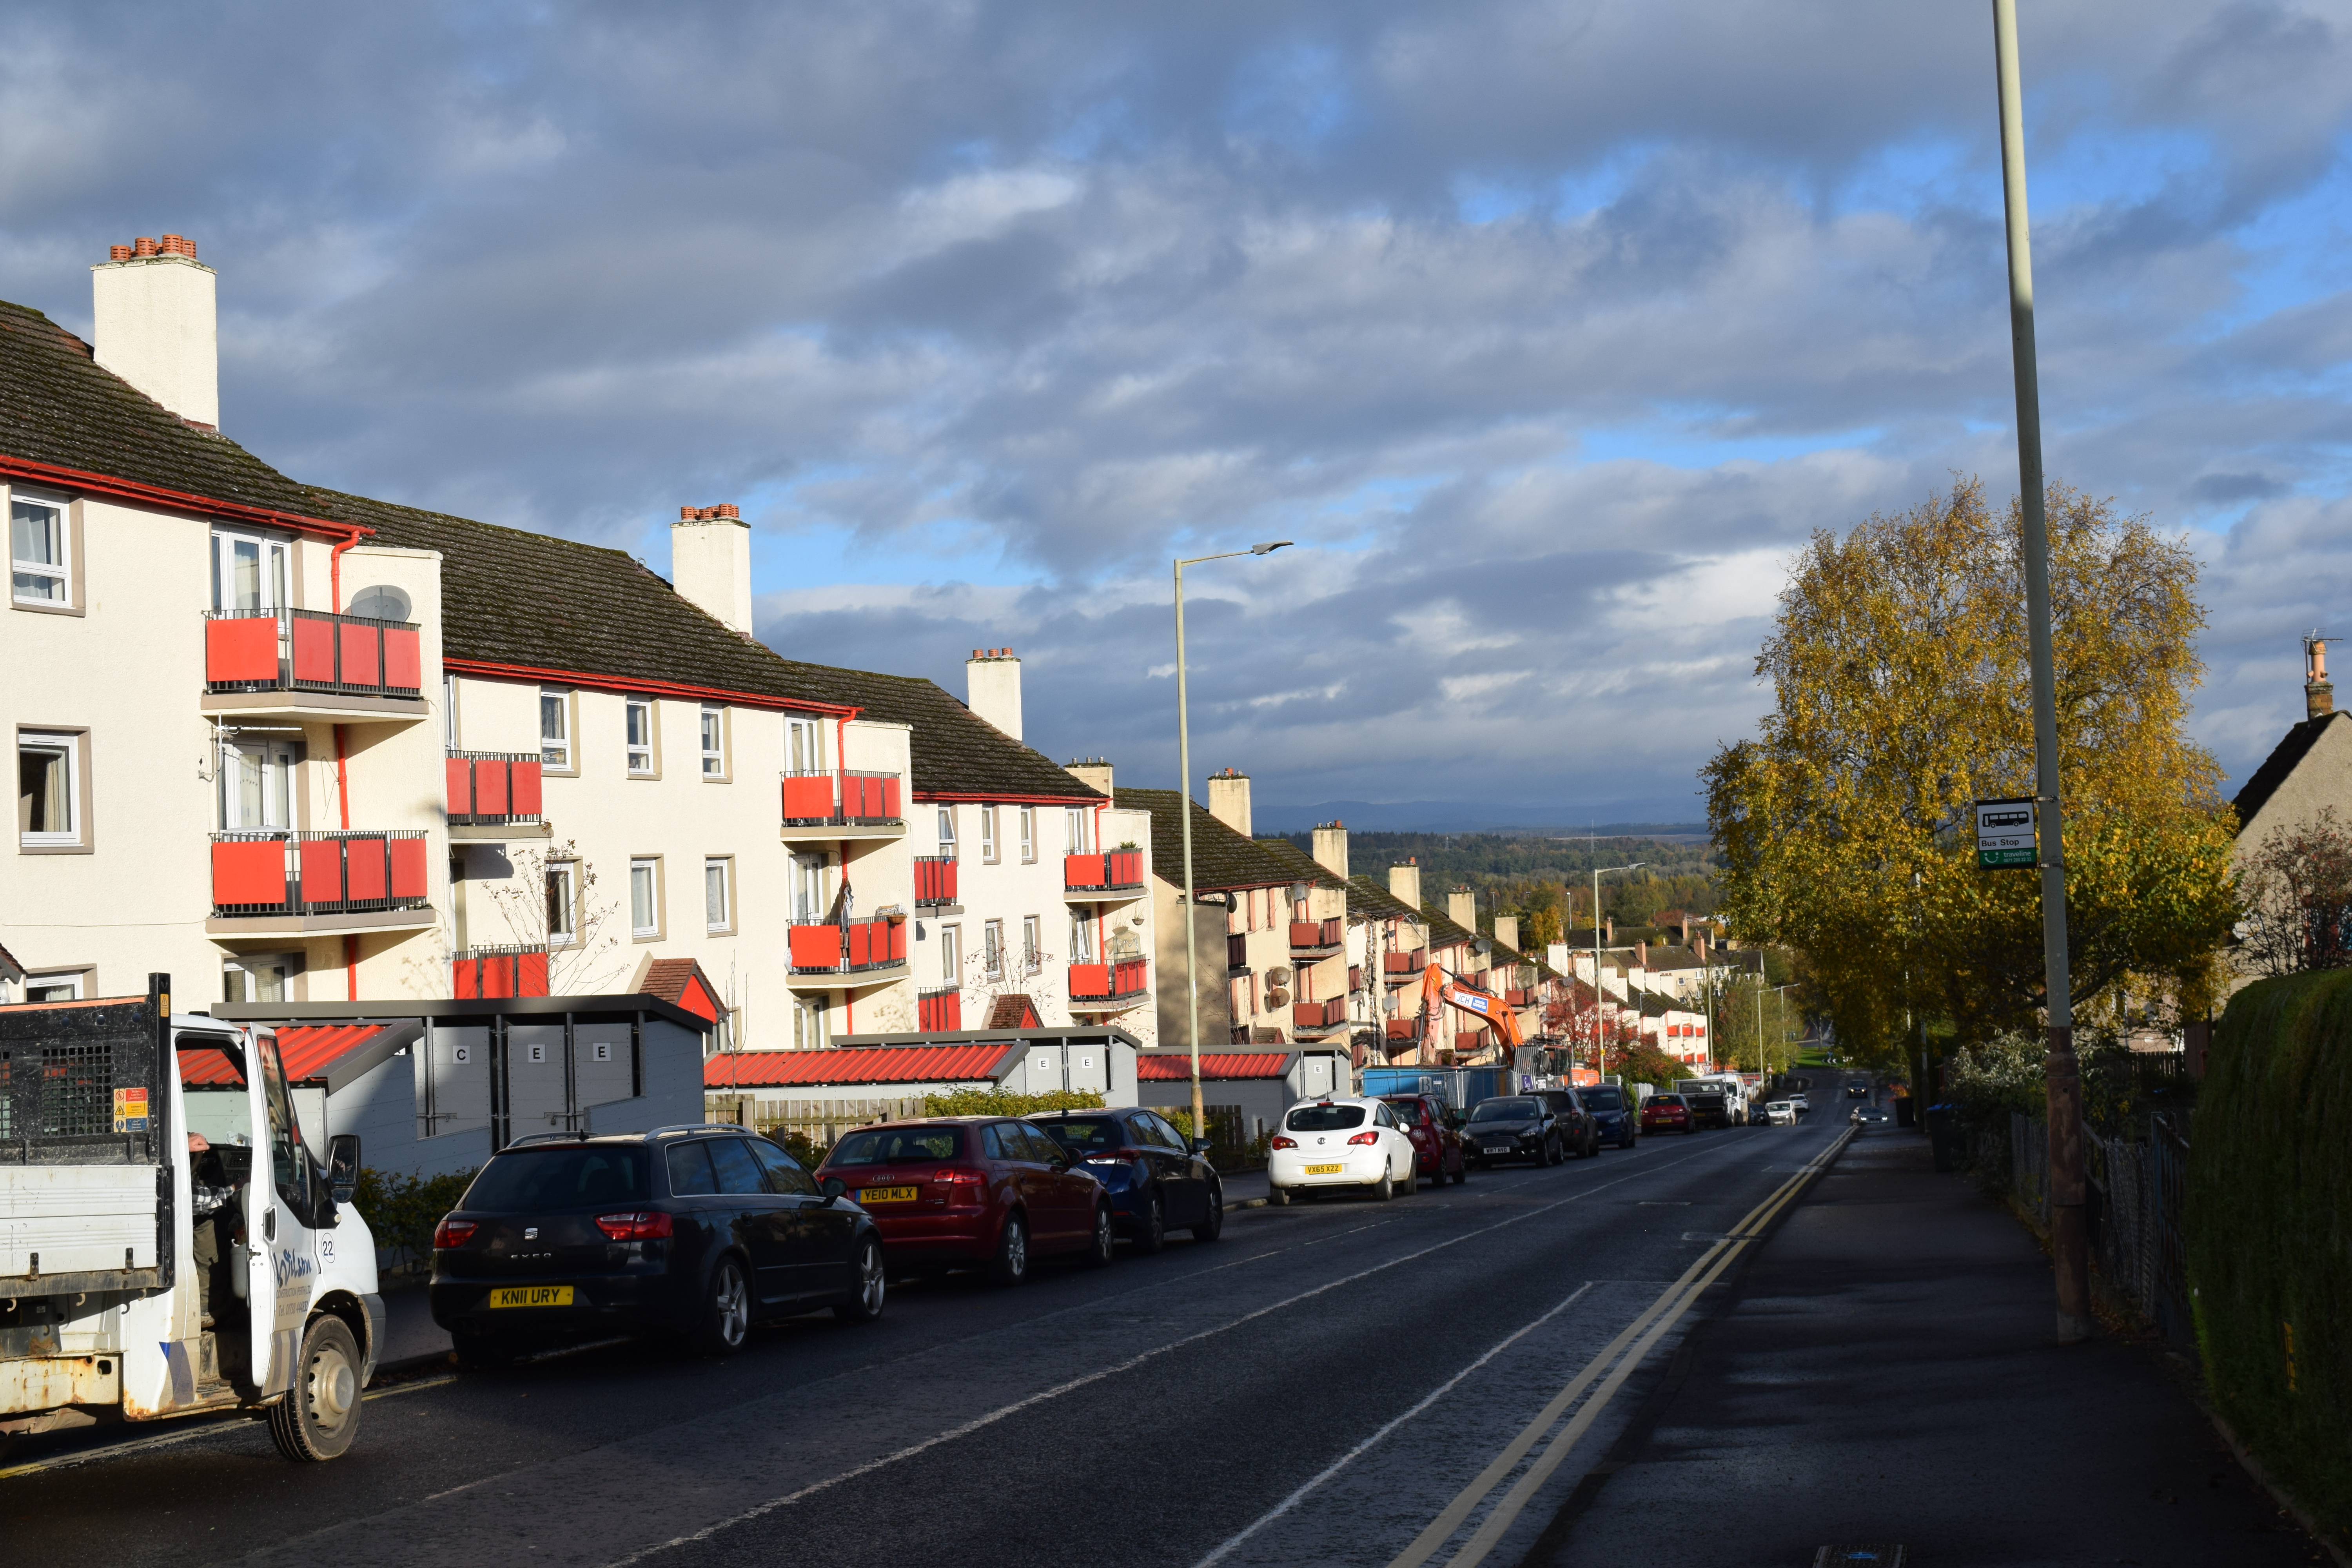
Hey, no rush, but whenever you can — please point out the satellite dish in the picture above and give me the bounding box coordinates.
[1267,965,1293,986]
[1267,987,1291,1009]
[347,584,412,622]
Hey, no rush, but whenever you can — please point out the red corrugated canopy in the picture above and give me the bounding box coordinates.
[1136,1052,1290,1081]
[178,1024,386,1085]
[704,1044,1016,1089]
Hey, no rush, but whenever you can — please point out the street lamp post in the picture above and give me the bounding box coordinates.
[1589,862,1643,1080]
[1755,982,1796,1077]
[1175,540,1292,1145]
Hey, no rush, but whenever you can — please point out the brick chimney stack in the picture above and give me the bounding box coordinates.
[2307,634,2334,721]
[92,234,217,428]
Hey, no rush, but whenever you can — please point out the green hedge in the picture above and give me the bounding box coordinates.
[2190,971,2352,1546]
[352,1166,478,1277]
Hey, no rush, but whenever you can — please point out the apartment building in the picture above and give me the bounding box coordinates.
[1252,826,1352,1049]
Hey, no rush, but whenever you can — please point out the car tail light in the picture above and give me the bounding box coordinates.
[1347,1131,1379,1146]
[933,1167,985,1185]
[1270,1135,1298,1150]
[595,1211,673,1241]
[432,1216,476,1249]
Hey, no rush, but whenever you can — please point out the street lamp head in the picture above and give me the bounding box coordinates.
[1250,540,1293,555]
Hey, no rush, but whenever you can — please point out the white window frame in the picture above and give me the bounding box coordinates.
[541,688,575,773]
[983,918,1004,981]
[18,730,83,849]
[630,856,662,939]
[785,714,826,775]
[208,526,290,613]
[221,952,299,1005]
[980,805,998,864]
[443,674,460,749]
[625,698,657,777]
[1018,806,1035,863]
[937,805,957,857]
[700,705,727,780]
[791,852,828,924]
[216,734,298,833]
[25,970,87,1003]
[11,490,71,606]
[1070,911,1096,964]
[546,860,579,946]
[1065,806,1091,854]
[705,856,733,933]
[1023,915,1042,974]
[791,995,829,1051]
[940,923,962,985]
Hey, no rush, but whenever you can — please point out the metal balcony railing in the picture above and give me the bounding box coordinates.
[446,750,545,826]
[452,945,550,998]
[1383,949,1427,975]
[209,829,431,916]
[1064,849,1146,893]
[1290,917,1343,953]
[918,986,962,1031]
[203,608,424,699]
[1292,998,1347,1029]
[780,769,902,828]
[789,916,909,973]
[914,854,958,906]
[1070,958,1149,1004]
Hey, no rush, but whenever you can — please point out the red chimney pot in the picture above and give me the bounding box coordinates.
[132,237,158,257]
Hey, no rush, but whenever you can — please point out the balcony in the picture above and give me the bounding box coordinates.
[1505,988,1533,1008]
[446,751,548,842]
[1383,949,1427,976]
[1292,998,1348,1032]
[1290,917,1343,955]
[1069,958,1149,1011]
[208,829,434,936]
[1064,849,1147,901]
[452,946,550,999]
[915,854,959,908]
[787,916,910,989]
[1227,933,1250,973]
[201,608,428,723]
[779,769,905,844]
[918,987,962,1032]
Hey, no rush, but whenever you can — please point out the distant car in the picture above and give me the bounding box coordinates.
[1029,1107,1225,1251]
[1533,1089,1601,1158]
[1786,1093,1810,1112]
[813,1118,1115,1287]
[1267,1097,1421,1202]
[1462,1096,1564,1167]
[1847,1082,1869,1098]
[1641,1094,1694,1135]
[1378,1094,1467,1185]
[430,1127,887,1368]
[1850,1105,1890,1127]
[1761,1101,1796,1126]
[1576,1083,1639,1149]
[1684,1090,1735,1130]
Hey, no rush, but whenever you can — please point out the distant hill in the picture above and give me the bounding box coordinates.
[1258,798,1709,837]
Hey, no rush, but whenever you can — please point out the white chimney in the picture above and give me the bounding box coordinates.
[1448,887,1477,931]
[1065,758,1112,796]
[1205,768,1252,837]
[1389,860,1422,911]
[1310,820,1348,879]
[1493,914,1519,953]
[91,235,218,429]
[967,649,1023,740]
[671,504,753,635]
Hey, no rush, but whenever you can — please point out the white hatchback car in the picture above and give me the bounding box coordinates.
[1267,1096,1421,1203]
[1761,1101,1797,1126]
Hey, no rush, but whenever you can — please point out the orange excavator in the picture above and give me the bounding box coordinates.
[1414,962,1524,1050]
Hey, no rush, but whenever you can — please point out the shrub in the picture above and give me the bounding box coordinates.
[351,1166,478,1277]
[918,1087,1106,1118]
[2189,971,2352,1548]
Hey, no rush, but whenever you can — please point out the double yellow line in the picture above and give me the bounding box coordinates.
[1386,1128,1855,1568]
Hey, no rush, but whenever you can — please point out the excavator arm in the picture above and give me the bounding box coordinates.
[1417,963,1526,1049]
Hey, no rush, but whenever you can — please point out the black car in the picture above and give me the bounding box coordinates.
[1462,1096,1563,1167]
[1685,1090,1735,1129]
[1535,1089,1601,1158]
[1028,1107,1224,1252]
[1575,1084,1638,1149]
[429,1125,887,1368]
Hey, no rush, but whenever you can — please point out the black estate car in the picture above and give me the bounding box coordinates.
[430,1125,886,1367]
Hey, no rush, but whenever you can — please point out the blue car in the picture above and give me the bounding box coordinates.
[1029,1108,1224,1252]
[1576,1084,1639,1149]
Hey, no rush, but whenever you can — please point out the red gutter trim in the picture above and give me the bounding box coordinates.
[442,657,857,716]
[916,789,1109,806]
[0,454,367,544]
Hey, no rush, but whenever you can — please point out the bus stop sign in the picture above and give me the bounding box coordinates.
[1975,797,2037,869]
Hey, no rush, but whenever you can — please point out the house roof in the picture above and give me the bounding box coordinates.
[0,941,21,984]
[2230,711,2347,833]
[1252,837,1348,892]
[638,958,728,1022]
[1136,1051,1292,1080]
[1114,788,1296,891]
[1345,875,1424,925]
[985,994,1041,1028]
[704,1044,1020,1089]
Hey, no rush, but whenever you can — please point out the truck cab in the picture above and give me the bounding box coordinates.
[2,975,382,1462]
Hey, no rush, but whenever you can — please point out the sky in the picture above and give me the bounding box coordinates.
[4,1,2348,827]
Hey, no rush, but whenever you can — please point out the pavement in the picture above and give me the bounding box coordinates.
[1547,1121,2328,1567]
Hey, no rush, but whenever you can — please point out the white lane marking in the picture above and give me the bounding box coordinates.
[1189,1283,1597,1568]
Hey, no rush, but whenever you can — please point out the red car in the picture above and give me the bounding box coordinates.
[1378,1094,1467,1185]
[813,1117,1114,1286]
[1640,1094,1694,1135]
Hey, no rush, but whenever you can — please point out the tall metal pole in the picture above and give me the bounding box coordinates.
[1176,556,1205,1143]
[1993,0,2089,1343]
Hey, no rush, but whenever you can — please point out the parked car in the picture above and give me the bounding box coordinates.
[1267,1097,1422,1202]
[1761,1100,1797,1126]
[1534,1089,1601,1157]
[1029,1106,1224,1251]
[1461,1096,1563,1168]
[1640,1094,1695,1135]
[1575,1083,1639,1149]
[813,1117,1115,1287]
[1378,1094,1467,1185]
[1684,1089,1737,1130]
[430,1126,887,1368]
[1787,1093,1811,1112]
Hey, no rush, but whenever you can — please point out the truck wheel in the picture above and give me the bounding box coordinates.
[269,1314,363,1462]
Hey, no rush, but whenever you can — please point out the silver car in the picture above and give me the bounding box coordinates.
[1761,1101,1797,1126]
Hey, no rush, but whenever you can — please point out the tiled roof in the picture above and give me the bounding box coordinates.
[639,958,727,1021]
[1346,875,1423,925]
[1252,837,1348,892]
[1136,1051,1291,1080]
[985,994,1040,1028]
[704,1044,1019,1089]
[2230,711,2345,833]
[1114,788,1296,891]
[179,1024,389,1087]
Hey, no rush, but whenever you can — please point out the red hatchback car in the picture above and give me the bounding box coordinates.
[813,1117,1114,1286]
[1378,1094,1466,1185]
[1640,1094,1694,1134]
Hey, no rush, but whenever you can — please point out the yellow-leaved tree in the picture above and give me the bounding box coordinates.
[1702,480,2237,1065]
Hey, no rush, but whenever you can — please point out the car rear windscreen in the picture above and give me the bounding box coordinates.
[463,1147,652,1212]
[829,1126,965,1166]
[1649,1095,1686,1106]
[1383,1100,1428,1124]
[1036,1118,1125,1151]
[1468,1098,1540,1122]
[1581,1088,1624,1111]
[1285,1104,1367,1131]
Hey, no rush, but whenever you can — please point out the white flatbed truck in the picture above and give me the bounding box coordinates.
[1,975,383,1462]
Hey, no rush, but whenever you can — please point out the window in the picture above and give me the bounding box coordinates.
[786,714,825,774]
[939,924,962,985]
[630,857,661,938]
[936,805,957,857]
[223,953,299,1004]
[209,528,289,612]
[217,736,297,831]
[19,732,81,848]
[541,689,573,771]
[791,853,827,923]
[12,492,69,604]
[791,995,829,1051]
[1065,806,1091,854]
[1069,912,1094,963]
[26,971,85,1003]
[983,918,1004,980]
[700,706,726,779]
[443,674,459,748]
[1022,915,1041,974]
[980,805,998,863]
[546,861,579,944]
[626,698,656,775]
[1019,806,1035,863]
[705,857,732,933]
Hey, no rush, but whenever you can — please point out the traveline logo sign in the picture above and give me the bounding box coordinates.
[1975,797,2037,869]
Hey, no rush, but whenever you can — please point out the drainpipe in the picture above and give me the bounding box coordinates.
[328,530,362,999]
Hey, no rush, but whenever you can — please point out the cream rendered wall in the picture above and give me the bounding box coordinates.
[1098,803,1156,1048]
[1152,878,1232,1049]
[932,799,1074,1026]
[1296,877,1347,1016]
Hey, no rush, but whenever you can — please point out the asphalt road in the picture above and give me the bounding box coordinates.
[2,1114,1849,1568]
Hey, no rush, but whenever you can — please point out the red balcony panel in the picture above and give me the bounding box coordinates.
[517,950,550,996]
[445,757,471,816]
[382,625,422,690]
[474,759,510,817]
[212,839,287,906]
[509,760,543,816]
[481,953,514,997]
[450,957,480,999]
[782,775,833,821]
[918,990,962,1031]
[291,616,336,684]
[390,836,429,899]
[1107,849,1143,887]
[878,775,901,820]
[847,921,874,968]
[1455,1032,1482,1054]
[915,856,957,904]
[343,837,389,902]
[1114,958,1146,994]
[885,920,908,963]
[298,837,346,904]
[790,924,840,970]
[1349,965,1363,991]
[205,617,279,684]
[1065,853,1104,889]
[338,623,380,688]
[1070,962,1109,999]
[1290,920,1321,947]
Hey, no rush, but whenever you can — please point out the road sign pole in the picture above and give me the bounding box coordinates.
[1993,0,2090,1343]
